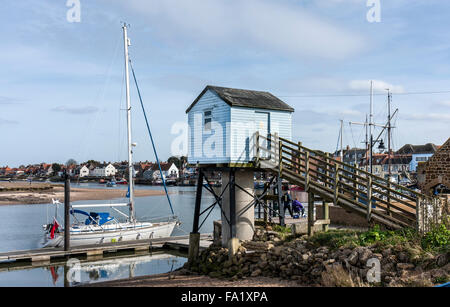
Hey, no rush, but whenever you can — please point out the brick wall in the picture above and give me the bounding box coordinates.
[419,137,450,195]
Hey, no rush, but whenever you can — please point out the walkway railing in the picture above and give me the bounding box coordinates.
[253,132,446,232]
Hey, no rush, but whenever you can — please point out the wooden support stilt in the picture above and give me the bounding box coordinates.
[308,191,314,236]
[323,201,329,232]
[278,176,285,227]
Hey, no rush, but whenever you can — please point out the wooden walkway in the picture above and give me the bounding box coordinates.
[0,234,213,264]
[254,133,444,231]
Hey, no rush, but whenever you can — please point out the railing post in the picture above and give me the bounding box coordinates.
[278,139,283,175]
[334,164,340,206]
[387,181,391,216]
[367,175,372,222]
[355,169,359,202]
[297,142,302,175]
[416,196,422,234]
[305,151,310,191]
[325,153,330,189]
[255,131,260,165]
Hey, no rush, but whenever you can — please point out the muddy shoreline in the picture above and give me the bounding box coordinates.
[0,182,166,205]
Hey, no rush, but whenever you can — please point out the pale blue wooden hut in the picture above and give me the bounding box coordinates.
[186,85,295,166]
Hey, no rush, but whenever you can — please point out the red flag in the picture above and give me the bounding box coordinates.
[50,219,59,239]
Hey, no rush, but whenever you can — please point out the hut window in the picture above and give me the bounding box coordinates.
[204,110,212,131]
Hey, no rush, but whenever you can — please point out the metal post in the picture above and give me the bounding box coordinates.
[192,169,204,233]
[189,169,204,263]
[64,173,70,252]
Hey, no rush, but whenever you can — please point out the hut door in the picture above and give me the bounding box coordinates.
[255,111,270,158]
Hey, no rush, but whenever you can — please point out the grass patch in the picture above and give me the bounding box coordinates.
[308,223,450,253]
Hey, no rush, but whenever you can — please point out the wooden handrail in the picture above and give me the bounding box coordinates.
[254,134,443,230]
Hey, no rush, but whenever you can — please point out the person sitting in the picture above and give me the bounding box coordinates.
[292,198,305,218]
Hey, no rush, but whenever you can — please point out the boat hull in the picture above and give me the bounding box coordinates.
[43,221,178,248]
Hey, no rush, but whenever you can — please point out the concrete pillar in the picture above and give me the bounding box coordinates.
[188,232,200,263]
[221,169,255,247]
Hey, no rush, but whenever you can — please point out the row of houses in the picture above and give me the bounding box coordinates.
[0,164,56,177]
[0,161,184,181]
[78,162,181,180]
[334,142,441,182]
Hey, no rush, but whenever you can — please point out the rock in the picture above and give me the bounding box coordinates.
[348,251,359,265]
[251,269,262,277]
[397,263,415,271]
[372,253,383,260]
[397,252,409,263]
[315,253,325,260]
[358,248,373,265]
[223,260,232,268]
[258,261,268,269]
[436,254,448,267]
[382,248,392,258]
[342,249,352,256]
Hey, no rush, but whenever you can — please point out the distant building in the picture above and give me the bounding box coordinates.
[396,143,438,172]
[145,163,179,180]
[417,138,450,195]
[334,146,367,167]
[79,165,90,178]
[91,163,117,177]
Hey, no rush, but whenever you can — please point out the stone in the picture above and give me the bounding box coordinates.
[397,263,415,271]
[436,254,448,267]
[358,248,373,264]
[382,248,392,258]
[251,269,262,277]
[397,252,409,263]
[348,251,359,265]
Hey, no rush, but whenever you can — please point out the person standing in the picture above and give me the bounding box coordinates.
[282,189,293,217]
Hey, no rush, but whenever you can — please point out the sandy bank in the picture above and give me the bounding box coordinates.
[86,271,301,287]
[0,182,166,205]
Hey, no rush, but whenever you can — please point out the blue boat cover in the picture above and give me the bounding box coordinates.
[70,209,113,226]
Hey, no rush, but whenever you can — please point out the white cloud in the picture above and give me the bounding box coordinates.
[405,113,450,121]
[349,80,405,93]
[125,0,364,60]
[51,106,99,115]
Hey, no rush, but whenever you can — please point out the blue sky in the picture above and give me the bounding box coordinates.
[1,0,449,167]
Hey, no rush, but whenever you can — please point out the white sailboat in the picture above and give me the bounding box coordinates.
[42,24,179,248]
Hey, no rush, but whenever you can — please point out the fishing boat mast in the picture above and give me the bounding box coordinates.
[123,23,135,223]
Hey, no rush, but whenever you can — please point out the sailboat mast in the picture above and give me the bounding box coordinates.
[123,23,135,222]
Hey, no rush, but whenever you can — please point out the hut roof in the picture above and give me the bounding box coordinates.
[186,85,295,113]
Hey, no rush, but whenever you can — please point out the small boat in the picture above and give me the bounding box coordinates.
[42,24,179,248]
[106,181,116,187]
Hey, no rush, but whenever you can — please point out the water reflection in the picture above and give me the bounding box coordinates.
[0,252,186,287]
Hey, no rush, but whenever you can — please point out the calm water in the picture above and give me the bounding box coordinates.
[0,184,219,286]
[0,184,220,253]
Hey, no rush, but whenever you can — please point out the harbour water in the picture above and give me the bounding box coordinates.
[0,184,220,286]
